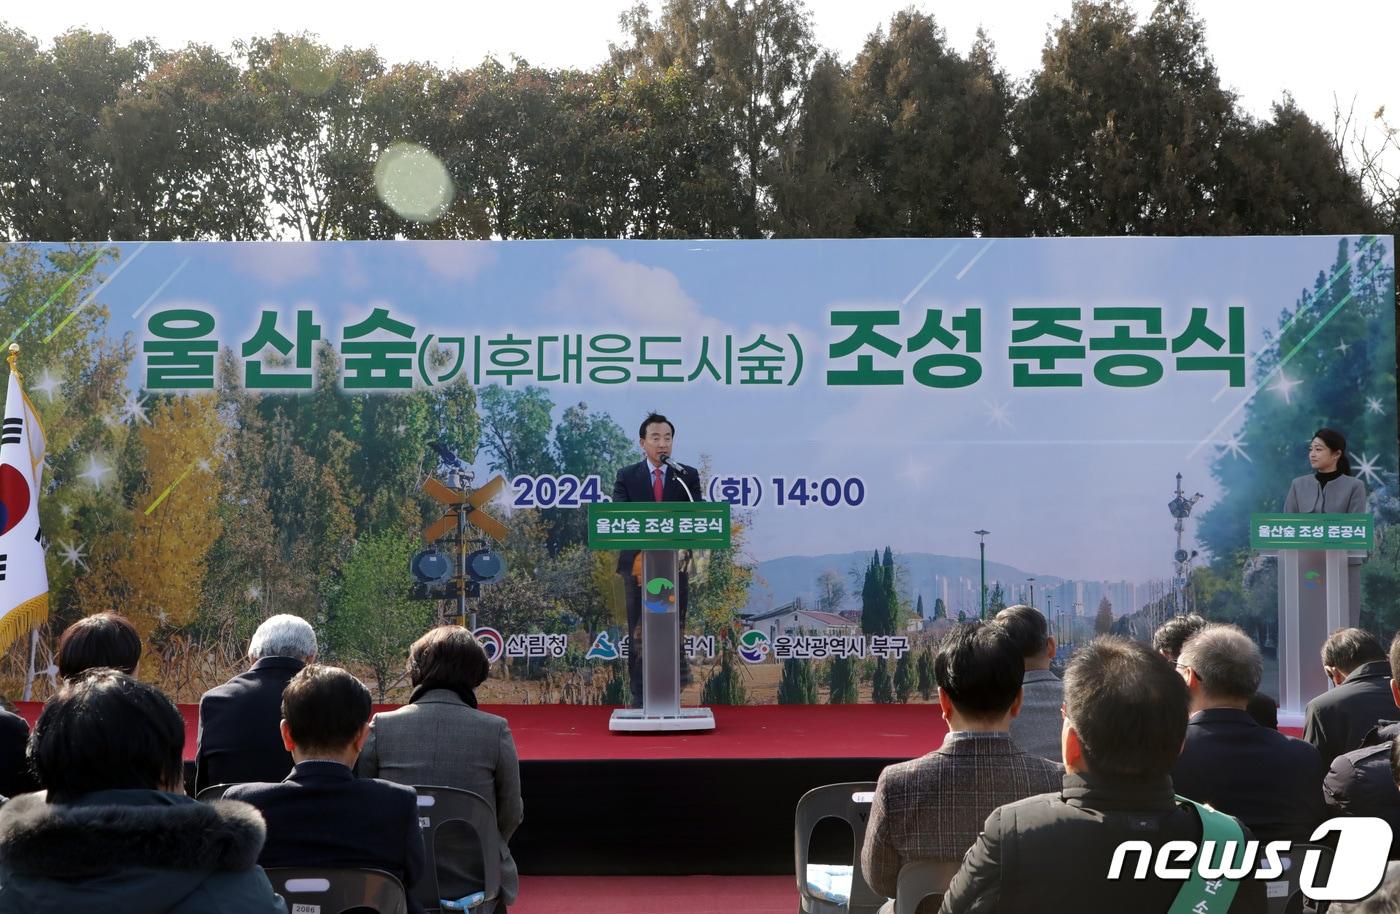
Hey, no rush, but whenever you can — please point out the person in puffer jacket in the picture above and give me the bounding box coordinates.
[0,669,285,914]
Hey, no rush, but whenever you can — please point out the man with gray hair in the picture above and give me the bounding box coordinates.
[195,614,317,793]
[1172,623,1326,842]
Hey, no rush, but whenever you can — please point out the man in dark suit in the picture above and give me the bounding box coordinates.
[1172,624,1326,842]
[612,412,701,704]
[1324,632,1400,858]
[940,637,1265,914]
[225,665,425,914]
[1305,628,1394,767]
[861,622,1062,913]
[195,614,316,793]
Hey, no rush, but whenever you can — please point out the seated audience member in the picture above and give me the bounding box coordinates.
[1152,613,1208,663]
[358,626,522,913]
[939,636,1265,914]
[1324,632,1400,858]
[0,704,36,797]
[1306,628,1395,767]
[55,612,142,679]
[1172,624,1326,841]
[861,622,1062,914]
[0,671,284,913]
[225,665,425,914]
[196,613,315,792]
[1326,740,1400,912]
[1246,691,1279,730]
[995,604,1063,761]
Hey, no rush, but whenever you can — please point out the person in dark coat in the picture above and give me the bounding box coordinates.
[226,665,425,914]
[0,706,36,798]
[939,636,1265,914]
[611,412,702,704]
[195,613,315,793]
[0,670,284,914]
[1305,628,1394,768]
[1324,632,1400,858]
[1172,624,1326,842]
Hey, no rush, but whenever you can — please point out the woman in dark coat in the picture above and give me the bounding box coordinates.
[0,671,285,914]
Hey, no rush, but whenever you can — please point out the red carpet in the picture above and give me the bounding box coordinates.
[512,876,794,914]
[13,701,1302,761]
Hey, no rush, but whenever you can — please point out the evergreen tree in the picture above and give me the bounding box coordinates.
[957,610,967,622]
[916,594,925,619]
[701,649,748,705]
[778,657,818,704]
[1095,596,1114,635]
[987,582,1007,617]
[881,551,901,634]
[893,651,914,703]
[871,657,894,703]
[915,647,935,700]
[860,552,882,636]
[827,655,858,704]
[933,597,946,620]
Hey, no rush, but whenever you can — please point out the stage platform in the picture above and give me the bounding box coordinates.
[513,875,795,914]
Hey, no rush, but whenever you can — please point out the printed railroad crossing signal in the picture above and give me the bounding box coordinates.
[422,474,508,543]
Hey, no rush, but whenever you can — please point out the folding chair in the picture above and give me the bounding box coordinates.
[263,867,407,914]
[1268,844,1333,914]
[794,781,882,914]
[894,860,959,914]
[195,783,237,801]
[412,785,502,914]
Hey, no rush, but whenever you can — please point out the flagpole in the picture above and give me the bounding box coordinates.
[22,627,38,700]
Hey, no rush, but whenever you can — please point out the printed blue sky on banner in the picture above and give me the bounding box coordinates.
[24,235,1397,597]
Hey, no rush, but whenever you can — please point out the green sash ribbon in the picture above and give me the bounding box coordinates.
[1167,796,1248,914]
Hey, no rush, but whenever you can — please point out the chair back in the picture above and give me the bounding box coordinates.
[894,860,959,914]
[196,783,236,801]
[1268,843,1332,914]
[263,867,407,914]
[412,785,502,913]
[794,781,882,914]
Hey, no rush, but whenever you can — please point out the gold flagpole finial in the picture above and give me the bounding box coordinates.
[6,343,18,373]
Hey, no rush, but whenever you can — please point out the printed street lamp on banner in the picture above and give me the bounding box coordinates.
[974,530,991,619]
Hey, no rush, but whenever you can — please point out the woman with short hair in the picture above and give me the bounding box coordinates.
[0,670,284,913]
[1284,427,1367,514]
[357,626,523,913]
[55,612,142,679]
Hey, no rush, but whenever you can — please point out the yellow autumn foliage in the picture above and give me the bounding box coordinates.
[77,394,223,646]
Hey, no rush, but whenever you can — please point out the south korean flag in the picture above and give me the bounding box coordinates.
[0,350,48,652]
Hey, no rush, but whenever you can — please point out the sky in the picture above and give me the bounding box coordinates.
[5,0,1397,148]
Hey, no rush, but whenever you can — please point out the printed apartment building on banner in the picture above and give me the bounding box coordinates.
[0,349,49,650]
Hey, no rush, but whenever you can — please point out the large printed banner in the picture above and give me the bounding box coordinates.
[1,237,1394,704]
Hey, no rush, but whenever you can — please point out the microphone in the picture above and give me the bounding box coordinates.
[658,454,695,502]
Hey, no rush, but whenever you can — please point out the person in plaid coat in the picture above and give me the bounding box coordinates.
[861,622,1063,912]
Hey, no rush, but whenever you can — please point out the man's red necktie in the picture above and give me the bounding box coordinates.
[652,467,664,502]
